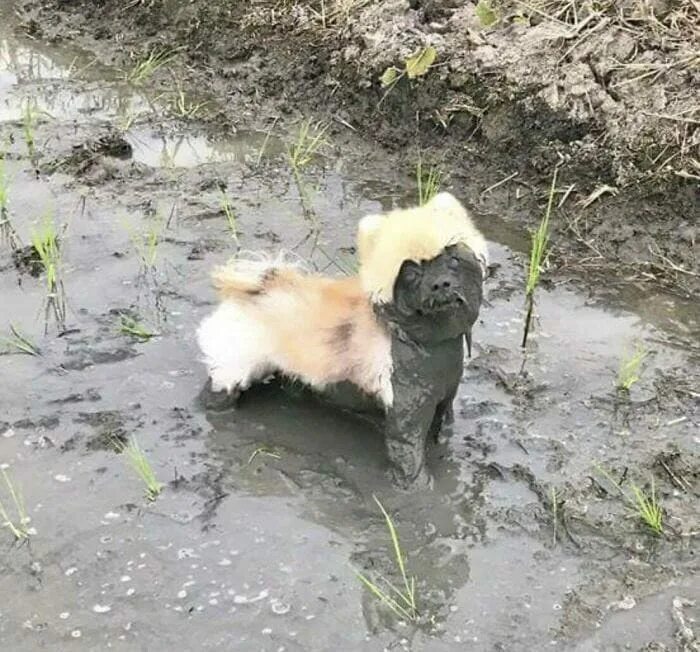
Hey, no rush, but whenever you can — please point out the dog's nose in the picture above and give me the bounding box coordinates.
[432,280,451,291]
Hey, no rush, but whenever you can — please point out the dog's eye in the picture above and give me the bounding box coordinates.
[448,256,461,270]
[402,265,421,284]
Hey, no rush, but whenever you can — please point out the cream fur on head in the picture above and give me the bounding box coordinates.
[357,192,489,303]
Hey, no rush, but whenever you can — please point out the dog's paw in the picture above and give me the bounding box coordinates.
[198,378,240,411]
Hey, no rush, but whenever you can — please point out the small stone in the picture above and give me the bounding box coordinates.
[92,604,111,614]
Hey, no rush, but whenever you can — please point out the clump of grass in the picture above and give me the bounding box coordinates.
[118,315,156,341]
[0,469,31,540]
[416,158,441,206]
[220,189,238,241]
[115,437,163,501]
[355,495,419,622]
[522,166,558,348]
[597,467,663,535]
[617,342,649,391]
[30,212,66,331]
[0,324,41,356]
[126,49,176,85]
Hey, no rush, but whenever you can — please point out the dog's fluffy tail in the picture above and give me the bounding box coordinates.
[211,252,305,300]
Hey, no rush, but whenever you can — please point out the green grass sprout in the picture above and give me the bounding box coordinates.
[617,342,649,391]
[0,324,41,356]
[115,437,164,501]
[416,158,442,206]
[0,469,31,540]
[522,165,558,347]
[355,495,419,622]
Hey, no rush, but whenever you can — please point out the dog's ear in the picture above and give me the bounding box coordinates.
[357,213,385,269]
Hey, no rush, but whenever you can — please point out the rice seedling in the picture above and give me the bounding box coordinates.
[125,214,164,272]
[22,102,38,159]
[550,485,558,546]
[287,119,329,220]
[115,436,163,501]
[416,158,441,206]
[220,189,238,241]
[0,156,8,214]
[0,324,41,356]
[521,166,558,348]
[0,468,31,540]
[118,315,156,341]
[355,495,419,622]
[597,467,664,536]
[617,342,649,391]
[170,85,207,119]
[629,479,663,535]
[30,212,66,331]
[0,157,20,250]
[247,446,281,465]
[126,49,176,85]
[288,119,329,171]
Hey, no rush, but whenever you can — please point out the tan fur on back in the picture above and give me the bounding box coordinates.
[358,192,488,303]
[221,265,391,397]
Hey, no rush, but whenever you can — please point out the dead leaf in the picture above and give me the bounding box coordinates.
[405,46,436,79]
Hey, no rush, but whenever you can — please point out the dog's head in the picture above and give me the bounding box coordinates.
[357,192,488,347]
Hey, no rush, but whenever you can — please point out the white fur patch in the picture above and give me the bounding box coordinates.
[196,302,275,393]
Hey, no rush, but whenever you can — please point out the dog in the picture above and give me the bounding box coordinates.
[197,192,488,486]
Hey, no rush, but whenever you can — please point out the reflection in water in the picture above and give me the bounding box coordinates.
[125,128,284,169]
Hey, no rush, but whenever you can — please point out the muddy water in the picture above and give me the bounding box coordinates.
[1,14,698,652]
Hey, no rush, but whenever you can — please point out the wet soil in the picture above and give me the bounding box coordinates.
[12,0,700,298]
[1,4,699,651]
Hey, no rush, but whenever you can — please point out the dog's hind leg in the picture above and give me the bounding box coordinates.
[196,303,273,405]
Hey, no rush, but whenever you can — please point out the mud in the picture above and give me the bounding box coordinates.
[12,0,700,298]
[1,5,699,652]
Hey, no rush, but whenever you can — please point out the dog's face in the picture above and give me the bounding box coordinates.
[376,243,484,346]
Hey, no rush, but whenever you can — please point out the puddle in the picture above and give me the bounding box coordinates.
[125,127,284,169]
[1,11,698,652]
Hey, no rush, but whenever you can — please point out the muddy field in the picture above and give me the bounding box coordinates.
[1,2,699,651]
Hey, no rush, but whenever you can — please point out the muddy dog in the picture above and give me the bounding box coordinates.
[197,192,488,487]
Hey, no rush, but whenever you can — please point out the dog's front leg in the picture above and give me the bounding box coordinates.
[385,397,437,489]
